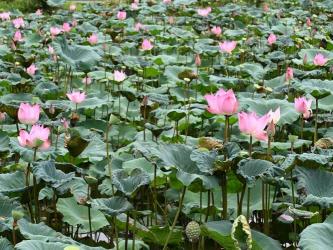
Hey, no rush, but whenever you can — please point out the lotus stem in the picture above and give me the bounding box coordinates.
[32,148,40,223]
[314,98,318,143]
[125,211,130,250]
[221,172,228,219]
[246,187,251,221]
[249,135,253,158]
[224,115,229,144]
[238,183,246,216]
[162,186,186,250]
[205,189,211,222]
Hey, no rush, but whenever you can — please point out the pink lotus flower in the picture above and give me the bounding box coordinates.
[163,0,172,4]
[238,112,270,141]
[88,33,98,45]
[219,41,237,54]
[69,4,76,12]
[62,22,71,33]
[313,53,328,66]
[204,89,239,116]
[211,26,222,36]
[67,91,86,104]
[141,39,153,50]
[268,107,280,125]
[35,9,42,16]
[72,19,78,27]
[61,118,69,129]
[12,17,24,29]
[50,27,61,38]
[13,30,23,42]
[26,64,37,76]
[114,70,126,82]
[267,33,277,45]
[117,11,127,20]
[134,22,144,31]
[306,17,311,27]
[0,12,10,21]
[286,67,293,81]
[18,103,40,125]
[48,45,54,54]
[263,3,269,12]
[197,7,212,17]
[82,76,92,85]
[295,97,312,119]
[0,112,5,122]
[131,3,139,10]
[195,54,201,66]
[18,124,50,150]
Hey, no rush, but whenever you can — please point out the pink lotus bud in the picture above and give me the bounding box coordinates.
[69,4,76,12]
[285,67,293,81]
[267,33,277,45]
[195,54,201,66]
[211,26,222,36]
[306,17,311,27]
[13,30,23,42]
[12,17,24,29]
[62,22,71,33]
[0,112,6,122]
[18,103,40,125]
[82,76,92,85]
[294,97,312,119]
[0,12,10,21]
[88,33,98,45]
[117,11,127,20]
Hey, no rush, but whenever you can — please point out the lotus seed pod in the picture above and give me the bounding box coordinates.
[185,221,201,243]
[84,175,98,185]
[12,210,24,221]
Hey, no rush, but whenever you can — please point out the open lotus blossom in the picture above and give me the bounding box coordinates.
[50,27,61,37]
[117,11,127,20]
[211,26,222,36]
[195,54,201,66]
[141,39,153,50]
[18,124,50,150]
[0,12,10,21]
[134,22,144,31]
[62,22,71,33]
[69,4,76,12]
[82,76,92,85]
[13,30,23,42]
[268,107,281,125]
[114,70,127,82]
[12,17,24,29]
[88,33,98,45]
[67,91,86,104]
[295,97,312,119]
[35,9,42,16]
[18,103,40,125]
[238,111,270,141]
[313,53,328,66]
[267,33,277,45]
[197,7,212,17]
[163,0,172,4]
[306,17,311,27]
[204,89,239,116]
[286,67,293,81]
[26,64,37,76]
[219,41,237,54]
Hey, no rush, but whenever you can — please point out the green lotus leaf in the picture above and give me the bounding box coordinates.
[0,237,13,250]
[47,0,66,7]
[296,167,333,208]
[0,171,31,195]
[91,197,133,216]
[112,168,150,196]
[201,221,282,250]
[57,197,109,233]
[32,161,75,188]
[295,153,332,168]
[299,213,333,250]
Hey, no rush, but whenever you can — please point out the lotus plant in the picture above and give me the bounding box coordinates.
[18,103,40,125]
[313,53,327,66]
[219,41,237,54]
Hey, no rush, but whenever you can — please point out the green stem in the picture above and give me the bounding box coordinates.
[221,172,228,219]
[246,187,251,221]
[314,98,318,143]
[32,148,40,223]
[205,190,211,222]
[162,186,186,250]
[224,115,229,144]
[125,212,129,250]
[237,184,246,216]
[249,136,253,158]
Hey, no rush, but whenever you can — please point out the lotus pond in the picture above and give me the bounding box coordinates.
[1,0,333,249]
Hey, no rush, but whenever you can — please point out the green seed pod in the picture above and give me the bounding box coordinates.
[185,221,201,243]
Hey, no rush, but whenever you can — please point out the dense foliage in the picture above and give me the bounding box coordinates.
[0,0,333,249]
